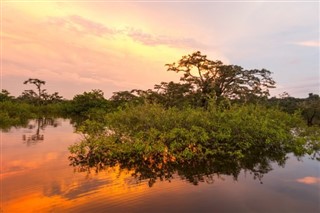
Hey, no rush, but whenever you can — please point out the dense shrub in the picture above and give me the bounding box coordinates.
[69,104,320,174]
[0,101,35,129]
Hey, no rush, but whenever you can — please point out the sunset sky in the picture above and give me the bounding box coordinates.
[1,1,319,99]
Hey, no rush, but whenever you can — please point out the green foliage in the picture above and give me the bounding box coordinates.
[70,89,110,116]
[0,101,36,129]
[153,81,194,108]
[17,89,38,104]
[103,104,301,149]
[110,90,144,108]
[268,96,300,114]
[300,93,320,126]
[0,89,14,102]
[0,100,70,130]
[267,93,320,126]
[69,103,319,186]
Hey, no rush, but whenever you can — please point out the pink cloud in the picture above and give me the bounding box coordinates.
[46,15,207,49]
[47,15,115,37]
[126,28,208,49]
[1,7,219,99]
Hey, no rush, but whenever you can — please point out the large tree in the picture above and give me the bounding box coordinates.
[166,51,276,106]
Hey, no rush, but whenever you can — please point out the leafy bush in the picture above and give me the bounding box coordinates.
[0,101,35,129]
[69,103,319,173]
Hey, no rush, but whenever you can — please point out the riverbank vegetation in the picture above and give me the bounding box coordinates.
[2,52,320,178]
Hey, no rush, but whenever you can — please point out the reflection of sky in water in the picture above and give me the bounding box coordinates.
[2,119,319,212]
[297,176,320,184]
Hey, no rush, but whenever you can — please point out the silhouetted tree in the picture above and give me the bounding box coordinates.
[21,78,63,105]
[24,78,46,105]
[166,51,276,107]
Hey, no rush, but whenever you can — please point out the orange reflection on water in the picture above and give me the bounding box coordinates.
[3,166,153,212]
[1,119,170,211]
[2,119,185,212]
[1,152,59,179]
[296,176,320,185]
[1,119,160,212]
[2,119,319,212]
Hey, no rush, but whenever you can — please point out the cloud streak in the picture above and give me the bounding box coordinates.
[47,15,115,37]
[46,15,207,49]
[126,28,208,49]
[293,40,320,47]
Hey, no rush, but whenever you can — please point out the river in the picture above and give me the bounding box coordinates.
[1,118,319,212]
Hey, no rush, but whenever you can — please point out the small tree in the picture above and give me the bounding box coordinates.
[72,89,109,115]
[23,78,46,105]
[22,78,63,105]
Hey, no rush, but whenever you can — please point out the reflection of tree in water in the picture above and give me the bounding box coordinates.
[69,140,289,187]
[68,116,87,132]
[22,117,60,146]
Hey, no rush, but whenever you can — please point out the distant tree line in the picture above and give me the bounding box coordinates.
[1,51,319,126]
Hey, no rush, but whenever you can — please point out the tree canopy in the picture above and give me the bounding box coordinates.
[166,51,276,106]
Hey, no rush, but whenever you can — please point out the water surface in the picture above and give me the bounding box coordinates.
[2,119,319,212]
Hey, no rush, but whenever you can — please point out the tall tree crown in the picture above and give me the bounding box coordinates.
[166,51,276,103]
